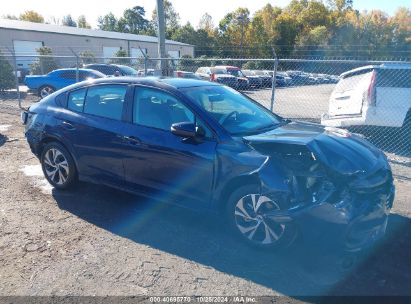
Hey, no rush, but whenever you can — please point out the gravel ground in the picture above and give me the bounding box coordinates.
[0,90,410,298]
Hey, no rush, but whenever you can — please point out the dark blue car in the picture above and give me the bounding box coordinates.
[24,68,105,98]
[21,77,394,256]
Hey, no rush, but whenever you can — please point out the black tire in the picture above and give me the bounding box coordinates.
[38,85,55,98]
[225,185,297,250]
[40,142,77,190]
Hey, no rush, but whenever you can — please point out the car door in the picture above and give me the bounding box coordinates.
[121,86,217,207]
[57,84,130,186]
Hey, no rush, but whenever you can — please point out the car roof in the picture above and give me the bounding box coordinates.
[215,65,240,69]
[340,63,411,77]
[69,77,220,90]
[52,68,101,73]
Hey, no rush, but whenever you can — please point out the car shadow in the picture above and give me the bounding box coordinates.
[0,134,7,147]
[53,183,411,298]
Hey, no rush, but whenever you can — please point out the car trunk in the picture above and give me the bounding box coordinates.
[328,68,375,117]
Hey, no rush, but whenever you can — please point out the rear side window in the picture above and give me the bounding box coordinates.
[334,69,374,93]
[376,69,411,88]
[84,85,127,120]
[60,70,77,79]
[68,89,86,112]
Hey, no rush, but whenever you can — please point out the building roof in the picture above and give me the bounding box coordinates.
[0,19,192,47]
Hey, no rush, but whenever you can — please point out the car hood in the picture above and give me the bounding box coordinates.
[243,121,386,175]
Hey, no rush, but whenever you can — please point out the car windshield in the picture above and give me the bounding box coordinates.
[181,85,282,135]
[242,70,255,76]
[253,70,266,76]
[211,68,226,75]
[227,69,245,77]
[118,65,138,76]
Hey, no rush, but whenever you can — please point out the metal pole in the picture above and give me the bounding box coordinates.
[138,46,148,76]
[270,47,279,112]
[69,48,79,82]
[7,47,23,110]
[156,0,167,76]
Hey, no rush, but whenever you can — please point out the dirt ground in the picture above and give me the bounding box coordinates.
[0,95,410,298]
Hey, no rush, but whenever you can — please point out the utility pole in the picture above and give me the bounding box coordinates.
[156,0,167,76]
[237,14,246,58]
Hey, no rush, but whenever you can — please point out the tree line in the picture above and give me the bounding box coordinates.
[2,0,411,59]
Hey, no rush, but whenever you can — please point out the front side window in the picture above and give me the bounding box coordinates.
[133,87,213,138]
[83,85,127,120]
[182,85,281,136]
[67,88,86,112]
[133,87,194,130]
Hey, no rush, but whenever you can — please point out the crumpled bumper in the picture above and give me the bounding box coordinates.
[265,182,394,253]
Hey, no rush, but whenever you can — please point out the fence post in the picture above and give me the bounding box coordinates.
[270,48,279,112]
[7,47,23,110]
[137,46,148,76]
[69,48,79,82]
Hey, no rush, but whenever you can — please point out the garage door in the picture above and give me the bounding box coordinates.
[13,40,43,69]
[131,48,147,59]
[167,50,180,59]
[103,47,121,62]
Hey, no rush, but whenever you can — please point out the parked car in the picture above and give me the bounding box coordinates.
[241,70,264,88]
[85,64,138,77]
[24,68,105,98]
[195,67,238,89]
[286,70,311,86]
[251,70,273,87]
[137,69,159,77]
[22,77,394,258]
[322,64,411,133]
[215,65,250,90]
[174,71,201,79]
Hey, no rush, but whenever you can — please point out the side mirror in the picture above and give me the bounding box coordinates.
[171,122,196,138]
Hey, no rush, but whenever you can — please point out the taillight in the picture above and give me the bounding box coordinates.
[210,73,216,81]
[176,71,183,78]
[367,70,376,106]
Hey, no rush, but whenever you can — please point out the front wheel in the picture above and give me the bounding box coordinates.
[226,185,297,249]
[41,142,77,190]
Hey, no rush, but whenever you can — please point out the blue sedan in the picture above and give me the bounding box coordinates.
[24,68,105,98]
[21,77,394,257]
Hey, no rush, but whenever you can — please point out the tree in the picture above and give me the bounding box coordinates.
[30,47,59,75]
[0,51,14,92]
[19,11,44,23]
[117,6,150,34]
[98,13,118,31]
[62,15,77,27]
[79,51,96,64]
[77,15,91,29]
[3,14,18,20]
[198,13,214,35]
[109,49,129,65]
[152,0,181,38]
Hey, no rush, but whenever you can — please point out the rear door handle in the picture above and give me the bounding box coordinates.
[62,121,76,131]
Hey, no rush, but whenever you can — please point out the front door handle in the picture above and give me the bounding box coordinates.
[123,135,141,145]
[62,121,76,131]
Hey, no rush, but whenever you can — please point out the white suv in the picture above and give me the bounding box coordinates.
[321,64,411,132]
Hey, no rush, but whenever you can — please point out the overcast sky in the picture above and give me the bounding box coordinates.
[2,0,409,28]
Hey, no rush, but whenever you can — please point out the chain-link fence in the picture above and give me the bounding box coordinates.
[0,47,410,158]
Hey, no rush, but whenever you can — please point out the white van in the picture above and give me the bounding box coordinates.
[321,64,411,131]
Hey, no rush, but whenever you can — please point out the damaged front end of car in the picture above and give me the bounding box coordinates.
[243,127,395,253]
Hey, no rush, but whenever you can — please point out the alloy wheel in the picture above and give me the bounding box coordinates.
[234,194,285,245]
[43,148,69,185]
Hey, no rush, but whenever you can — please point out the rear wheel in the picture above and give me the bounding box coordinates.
[38,85,55,98]
[226,185,297,249]
[41,142,77,190]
